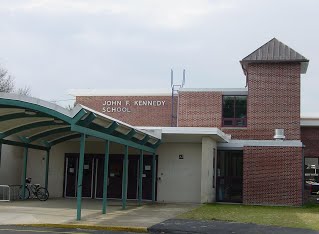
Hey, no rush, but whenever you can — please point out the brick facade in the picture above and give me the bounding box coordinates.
[76,63,301,140]
[74,45,306,207]
[301,126,319,158]
[244,63,301,140]
[178,63,301,141]
[243,146,303,206]
[178,91,222,127]
[76,95,177,127]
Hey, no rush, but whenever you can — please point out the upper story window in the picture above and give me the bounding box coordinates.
[222,96,247,127]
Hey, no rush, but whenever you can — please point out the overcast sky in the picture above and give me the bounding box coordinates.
[0,0,318,115]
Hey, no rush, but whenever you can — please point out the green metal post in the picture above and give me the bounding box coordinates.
[138,150,143,205]
[0,143,2,167]
[122,145,128,209]
[22,147,29,199]
[44,150,50,190]
[152,153,156,203]
[76,134,86,221]
[102,140,110,214]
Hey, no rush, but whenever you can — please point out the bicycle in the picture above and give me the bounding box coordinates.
[19,178,49,201]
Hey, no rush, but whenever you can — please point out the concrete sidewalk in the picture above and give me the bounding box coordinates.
[0,199,197,229]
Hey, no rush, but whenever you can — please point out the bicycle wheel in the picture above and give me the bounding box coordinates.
[19,186,30,200]
[36,187,49,201]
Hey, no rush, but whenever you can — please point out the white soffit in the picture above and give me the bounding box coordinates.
[138,127,231,143]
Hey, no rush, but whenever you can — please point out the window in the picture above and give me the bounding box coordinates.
[222,96,247,127]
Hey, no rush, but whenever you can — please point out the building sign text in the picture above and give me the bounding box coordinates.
[102,100,166,113]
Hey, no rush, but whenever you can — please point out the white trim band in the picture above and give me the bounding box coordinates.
[68,89,172,96]
[179,88,248,95]
[218,139,303,148]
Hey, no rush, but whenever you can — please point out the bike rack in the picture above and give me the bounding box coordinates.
[0,185,10,202]
[0,185,23,201]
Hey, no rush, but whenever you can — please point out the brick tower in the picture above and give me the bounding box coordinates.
[240,38,309,206]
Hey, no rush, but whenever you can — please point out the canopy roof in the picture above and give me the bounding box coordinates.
[0,92,160,153]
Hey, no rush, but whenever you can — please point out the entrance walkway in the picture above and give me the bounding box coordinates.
[0,199,198,228]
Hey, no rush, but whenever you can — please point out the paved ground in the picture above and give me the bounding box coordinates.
[149,219,319,234]
[0,199,197,228]
[0,225,136,234]
[2,200,319,233]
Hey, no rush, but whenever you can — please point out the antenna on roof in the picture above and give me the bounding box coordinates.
[170,68,186,126]
[170,69,186,89]
[182,69,185,87]
[171,69,173,87]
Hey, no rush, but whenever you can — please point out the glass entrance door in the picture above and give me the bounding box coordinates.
[216,151,243,203]
[64,154,94,198]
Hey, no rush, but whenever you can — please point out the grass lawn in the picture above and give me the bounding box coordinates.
[178,203,319,231]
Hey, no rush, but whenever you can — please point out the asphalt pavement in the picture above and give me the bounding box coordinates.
[148,219,319,234]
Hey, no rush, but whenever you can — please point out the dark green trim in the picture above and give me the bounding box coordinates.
[77,134,86,220]
[22,147,28,199]
[105,122,119,134]
[18,136,29,143]
[79,113,96,127]
[0,120,65,139]
[88,122,119,135]
[0,112,50,122]
[152,153,156,203]
[0,100,72,123]
[124,129,136,140]
[71,125,156,153]
[102,140,109,214]
[45,150,50,190]
[140,135,150,145]
[122,145,128,209]
[71,109,87,124]
[153,139,161,148]
[0,139,49,151]
[28,127,71,143]
[47,133,81,147]
[138,150,143,205]
[0,143,2,167]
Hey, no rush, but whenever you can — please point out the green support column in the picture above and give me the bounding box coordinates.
[102,140,110,214]
[22,147,29,199]
[122,145,128,209]
[138,150,143,205]
[76,134,86,221]
[0,143,2,167]
[44,150,50,190]
[152,153,156,203]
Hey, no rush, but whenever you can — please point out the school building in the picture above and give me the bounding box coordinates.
[0,38,318,220]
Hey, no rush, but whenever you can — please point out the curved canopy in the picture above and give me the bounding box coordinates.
[0,92,160,153]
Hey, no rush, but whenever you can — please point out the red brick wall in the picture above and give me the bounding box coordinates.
[76,96,177,126]
[243,146,302,206]
[76,63,301,139]
[178,91,222,127]
[301,126,319,158]
[244,63,301,140]
[179,63,301,140]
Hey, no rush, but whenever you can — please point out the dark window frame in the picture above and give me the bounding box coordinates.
[222,95,247,127]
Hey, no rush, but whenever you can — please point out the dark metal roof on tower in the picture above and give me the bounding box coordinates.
[240,38,309,74]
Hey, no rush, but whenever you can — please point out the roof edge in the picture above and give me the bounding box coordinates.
[69,89,172,97]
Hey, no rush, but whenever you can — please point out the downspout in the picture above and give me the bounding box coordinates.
[241,63,249,87]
